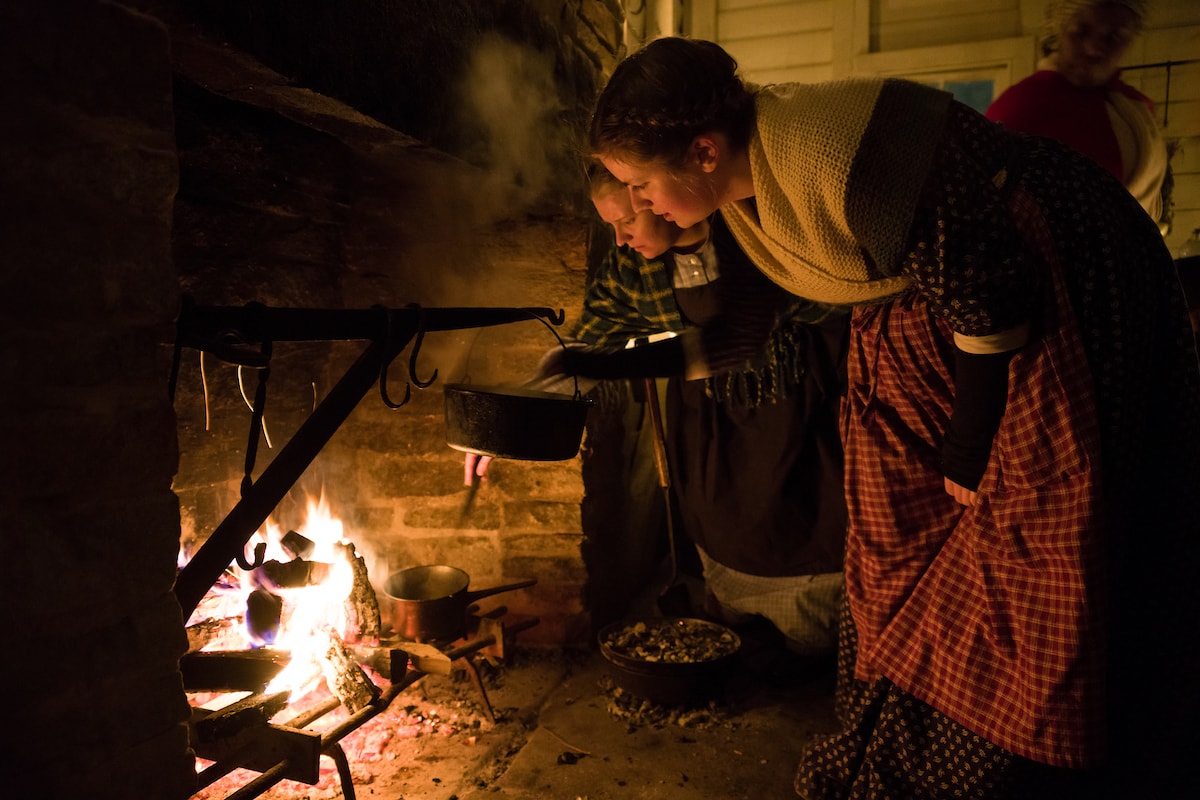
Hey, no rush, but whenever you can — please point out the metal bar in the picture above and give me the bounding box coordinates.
[220,677,415,800]
[280,696,341,731]
[176,301,564,347]
[194,754,245,792]
[173,302,564,618]
[1121,58,1199,72]
[324,745,356,800]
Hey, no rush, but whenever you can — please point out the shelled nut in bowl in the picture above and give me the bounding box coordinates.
[598,617,741,706]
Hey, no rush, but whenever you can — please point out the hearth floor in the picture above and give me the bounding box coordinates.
[192,617,838,800]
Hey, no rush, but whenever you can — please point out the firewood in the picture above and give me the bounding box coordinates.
[185,618,234,654]
[255,558,330,591]
[337,541,381,643]
[181,649,291,692]
[318,626,380,712]
[351,642,447,676]
[281,529,315,560]
[245,587,283,645]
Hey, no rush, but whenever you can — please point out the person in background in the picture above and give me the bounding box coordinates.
[571,35,1200,799]
[986,0,1168,227]
[470,162,850,658]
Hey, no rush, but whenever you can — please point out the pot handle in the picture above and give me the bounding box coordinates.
[463,577,538,603]
[460,310,583,400]
[526,312,583,400]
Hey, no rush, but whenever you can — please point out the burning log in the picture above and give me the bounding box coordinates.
[181,649,291,692]
[254,558,332,591]
[245,586,284,646]
[337,540,380,643]
[186,617,235,653]
[281,529,315,560]
[318,626,380,713]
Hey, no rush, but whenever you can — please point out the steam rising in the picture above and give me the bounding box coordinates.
[385,33,583,381]
[456,32,570,216]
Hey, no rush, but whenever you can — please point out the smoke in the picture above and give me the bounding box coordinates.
[455,32,573,216]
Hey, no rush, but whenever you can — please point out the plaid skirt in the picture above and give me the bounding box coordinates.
[796,120,1200,796]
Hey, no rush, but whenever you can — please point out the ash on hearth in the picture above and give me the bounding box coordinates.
[598,676,737,732]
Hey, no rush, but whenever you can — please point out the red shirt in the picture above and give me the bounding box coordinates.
[986,69,1154,183]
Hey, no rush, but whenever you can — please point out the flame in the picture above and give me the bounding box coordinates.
[264,548,355,697]
[295,490,345,559]
[181,489,363,699]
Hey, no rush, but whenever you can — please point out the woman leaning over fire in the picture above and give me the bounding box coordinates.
[545,35,1200,799]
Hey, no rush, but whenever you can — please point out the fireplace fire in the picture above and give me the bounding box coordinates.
[180,491,539,799]
[172,302,551,798]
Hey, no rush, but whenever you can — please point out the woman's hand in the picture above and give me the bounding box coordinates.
[944,476,978,507]
[465,452,492,485]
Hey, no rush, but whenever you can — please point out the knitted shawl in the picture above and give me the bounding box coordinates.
[722,78,952,306]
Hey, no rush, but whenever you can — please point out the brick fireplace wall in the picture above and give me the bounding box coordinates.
[1,2,196,798]
[2,1,659,796]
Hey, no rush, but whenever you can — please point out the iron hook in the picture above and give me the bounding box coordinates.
[235,541,267,571]
[408,304,438,389]
[379,360,412,409]
[377,304,412,409]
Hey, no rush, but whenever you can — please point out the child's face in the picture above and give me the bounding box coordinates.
[592,184,682,259]
[600,154,718,232]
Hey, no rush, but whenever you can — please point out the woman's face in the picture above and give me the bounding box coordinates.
[599,154,719,232]
[1055,2,1139,89]
[592,183,682,259]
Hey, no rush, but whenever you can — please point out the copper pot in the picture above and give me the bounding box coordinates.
[383,564,536,642]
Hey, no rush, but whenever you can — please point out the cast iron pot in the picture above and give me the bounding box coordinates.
[444,310,593,461]
[444,382,592,461]
[598,617,742,706]
[383,564,537,642]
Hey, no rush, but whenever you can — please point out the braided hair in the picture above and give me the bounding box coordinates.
[589,37,756,167]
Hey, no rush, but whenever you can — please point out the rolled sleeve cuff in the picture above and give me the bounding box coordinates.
[954,322,1031,355]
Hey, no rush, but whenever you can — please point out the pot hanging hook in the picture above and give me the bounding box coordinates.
[378,305,412,409]
[408,304,438,388]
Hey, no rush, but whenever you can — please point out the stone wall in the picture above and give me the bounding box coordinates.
[0,2,196,797]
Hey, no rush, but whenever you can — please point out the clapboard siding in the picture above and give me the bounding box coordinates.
[714,0,834,81]
[749,62,837,85]
[873,8,1022,51]
[721,0,832,39]
[726,30,833,71]
[684,0,1200,251]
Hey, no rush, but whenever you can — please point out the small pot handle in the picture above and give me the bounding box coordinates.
[463,577,538,603]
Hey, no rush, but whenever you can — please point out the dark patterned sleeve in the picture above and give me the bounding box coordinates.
[902,102,1042,339]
